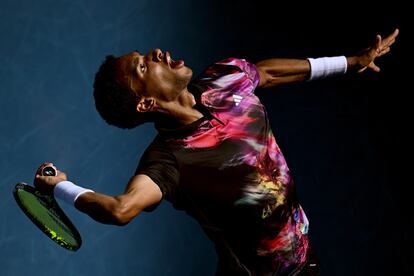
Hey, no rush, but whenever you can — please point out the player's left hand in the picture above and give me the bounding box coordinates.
[353,28,399,73]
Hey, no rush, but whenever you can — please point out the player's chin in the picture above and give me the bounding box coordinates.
[173,69,191,86]
[177,66,192,78]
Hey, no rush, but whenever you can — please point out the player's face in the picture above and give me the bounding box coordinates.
[115,49,192,102]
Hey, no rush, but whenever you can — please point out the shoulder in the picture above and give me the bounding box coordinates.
[215,57,251,67]
[194,57,259,89]
[141,136,176,159]
[194,58,257,83]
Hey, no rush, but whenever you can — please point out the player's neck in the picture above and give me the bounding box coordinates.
[158,89,203,126]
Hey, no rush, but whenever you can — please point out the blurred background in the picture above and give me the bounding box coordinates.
[0,0,410,275]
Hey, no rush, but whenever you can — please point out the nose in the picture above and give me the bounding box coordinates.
[152,48,163,62]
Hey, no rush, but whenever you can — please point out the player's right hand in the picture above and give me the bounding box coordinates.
[34,162,67,194]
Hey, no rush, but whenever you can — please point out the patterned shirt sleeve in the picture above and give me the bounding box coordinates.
[215,58,260,92]
[135,142,179,210]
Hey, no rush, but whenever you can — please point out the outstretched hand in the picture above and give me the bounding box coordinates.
[355,28,399,73]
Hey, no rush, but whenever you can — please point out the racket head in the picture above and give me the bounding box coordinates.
[13,182,82,251]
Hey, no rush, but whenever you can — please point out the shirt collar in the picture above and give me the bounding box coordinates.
[155,102,214,138]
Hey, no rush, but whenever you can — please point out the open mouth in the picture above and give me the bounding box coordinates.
[165,51,185,69]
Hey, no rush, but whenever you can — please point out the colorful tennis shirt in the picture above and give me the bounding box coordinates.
[136,58,310,275]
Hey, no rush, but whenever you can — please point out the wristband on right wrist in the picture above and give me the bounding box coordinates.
[54,180,94,205]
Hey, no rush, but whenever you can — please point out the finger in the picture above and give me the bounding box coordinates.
[383,29,399,46]
[35,174,55,180]
[41,162,54,168]
[35,175,47,180]
[34,175,59,188]
[370,35,382,57]
[384,29,398,40]
[56,169,65,177]
[37,163,57,176]
[369,62,380,72]
[392,28,399,38]
[36,162,54,175]
[375,35,382,50]
[358,67,367,73]
[383,36,396,48]
[34,175,50,186]
[378,47,390,56]
[385,38,395,48]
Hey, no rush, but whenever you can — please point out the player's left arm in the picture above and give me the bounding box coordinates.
[255,28,399,88]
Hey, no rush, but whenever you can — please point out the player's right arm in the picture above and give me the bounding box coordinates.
[34,163,162,226]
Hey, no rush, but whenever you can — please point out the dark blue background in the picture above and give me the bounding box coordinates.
[0,1,410,275]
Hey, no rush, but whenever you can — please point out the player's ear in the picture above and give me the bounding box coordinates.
[137,97,156,113]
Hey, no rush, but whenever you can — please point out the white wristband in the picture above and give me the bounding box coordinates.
[307,56,347,81]
[54,180,94,205]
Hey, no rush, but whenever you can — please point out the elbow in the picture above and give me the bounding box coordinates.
[111,198,140,226]
[256,67,277,88]
[256,66,269,88]
[112,213,131,226]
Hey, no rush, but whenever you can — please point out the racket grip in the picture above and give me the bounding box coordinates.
[42,166,57,177]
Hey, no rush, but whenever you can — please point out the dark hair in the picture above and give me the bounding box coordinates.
[93,55,154,129]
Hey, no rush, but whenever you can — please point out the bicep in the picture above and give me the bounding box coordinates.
[119,174,163,214]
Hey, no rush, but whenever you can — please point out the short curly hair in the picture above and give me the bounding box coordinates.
[93,55,154,129]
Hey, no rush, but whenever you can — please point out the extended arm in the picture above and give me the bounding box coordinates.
[256,28,399,88]
[34,163,162,226]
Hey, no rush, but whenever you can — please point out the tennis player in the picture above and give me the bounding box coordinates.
[35,28,399,275]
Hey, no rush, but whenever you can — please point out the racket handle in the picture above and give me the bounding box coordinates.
[42,166,57,177]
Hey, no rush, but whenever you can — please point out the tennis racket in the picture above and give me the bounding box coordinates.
[13,166,82,251]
